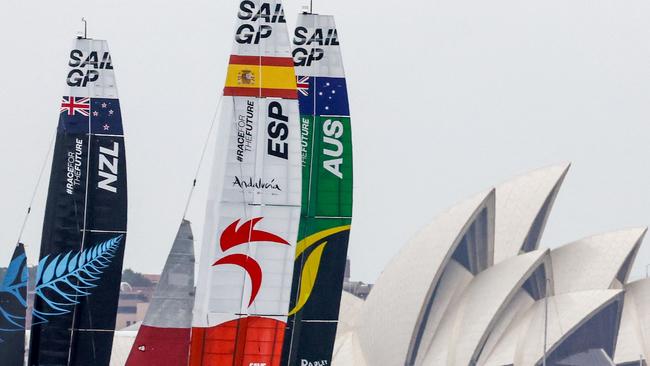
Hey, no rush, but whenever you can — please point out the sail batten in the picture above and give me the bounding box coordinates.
[28,38,128,366]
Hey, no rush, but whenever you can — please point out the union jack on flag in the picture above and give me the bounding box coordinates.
[60,96,90,116]
[297,76,310,97]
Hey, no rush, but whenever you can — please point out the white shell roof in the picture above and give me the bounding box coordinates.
[332,332,368,366]
[494,163,570,263]
[483,289,623,366]
[551,228,647,295]
[357,189,495,366]
[614,278,650,364]
[336,291,364,337]
[421,249,550,365]
[330,164,649,366]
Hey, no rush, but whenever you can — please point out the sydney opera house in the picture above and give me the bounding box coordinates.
[331,163,649,366]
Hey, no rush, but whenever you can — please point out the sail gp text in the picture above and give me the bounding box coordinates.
[236,0,285,44]
[67,49,113,87]
[293,27,339,67]
[65,139,84,195]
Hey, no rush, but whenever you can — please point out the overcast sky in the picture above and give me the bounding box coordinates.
[1,0,649,283]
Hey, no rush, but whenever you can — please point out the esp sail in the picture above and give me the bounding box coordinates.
[28,37,128,366]
[0,243,28,366]
[126,220,195,366]
[282,13,353,366]
[189,0,301,365]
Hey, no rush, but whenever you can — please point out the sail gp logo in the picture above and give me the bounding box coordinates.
[67,49,113,87]
[213,217,289,306]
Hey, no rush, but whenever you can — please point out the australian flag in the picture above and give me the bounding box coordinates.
[297,76,350,117]
[57,97,123,135]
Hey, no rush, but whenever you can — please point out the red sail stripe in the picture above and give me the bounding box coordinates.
[229,55,294,67]
[224,87,298,99]
[189,317,285,366]
[125,325,191,366]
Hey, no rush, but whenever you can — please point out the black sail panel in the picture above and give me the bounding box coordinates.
[28,38,127,366]
[0,243,28,366]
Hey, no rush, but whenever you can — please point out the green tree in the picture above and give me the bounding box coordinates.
[121,268,153,287]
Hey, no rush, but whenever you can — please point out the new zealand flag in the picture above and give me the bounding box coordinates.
[57,97,123,135]
[297,76,350,117]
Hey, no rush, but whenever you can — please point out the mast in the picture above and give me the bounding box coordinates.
[189,0,301,365]
[28,37,128,366]
[126,220,195,366]
[0,243,28,366]
[282,13,354,365]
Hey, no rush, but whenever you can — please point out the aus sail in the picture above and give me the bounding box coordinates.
[126,220,195,366]
[0,243,28,366]
[189,0,301,365]
[282,13,353,366]
[29,37,128,366]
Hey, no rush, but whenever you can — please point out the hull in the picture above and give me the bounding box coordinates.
[189,1,301,365]
[0,244,28,366]
[126,220,195,366]
[282,14,354,366]
[28,38,128,366]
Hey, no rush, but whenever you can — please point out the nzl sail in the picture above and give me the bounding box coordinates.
[29,37,128,366]
[0,243,28,366]
[126,220,195,366]
[282,13,353,366]
[189,0,301,365]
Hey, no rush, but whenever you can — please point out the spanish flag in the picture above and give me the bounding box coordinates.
[224,55,298,99]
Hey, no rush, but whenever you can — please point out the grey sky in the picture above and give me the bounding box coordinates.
[0,0,648,284]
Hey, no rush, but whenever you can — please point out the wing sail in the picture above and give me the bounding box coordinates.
[282,13,354,366]
[189,1,301,366]
[126,220,195,366]
[28,38,128,366]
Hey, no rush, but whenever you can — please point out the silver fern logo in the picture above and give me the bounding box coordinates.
[32,235,123,324]
[0,251,27,333]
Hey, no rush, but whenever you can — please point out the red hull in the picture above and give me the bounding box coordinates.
[189,317,286,366]
[126,325,191,366]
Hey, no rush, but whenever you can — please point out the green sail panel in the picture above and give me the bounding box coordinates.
[282,13,353,366]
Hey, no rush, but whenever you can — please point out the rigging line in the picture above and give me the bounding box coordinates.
[67,68,95,366]
[232,11,265,357]
[16,129,56,247]
[182,94,224,220]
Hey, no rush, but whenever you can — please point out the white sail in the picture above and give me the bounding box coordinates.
[190,1,301,365]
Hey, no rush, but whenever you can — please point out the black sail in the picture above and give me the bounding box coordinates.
[0,243,28,366]
[28,38,128,366]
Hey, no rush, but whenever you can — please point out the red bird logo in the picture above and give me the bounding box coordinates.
[212,217,289,306]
